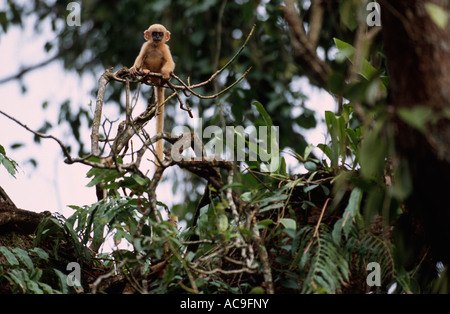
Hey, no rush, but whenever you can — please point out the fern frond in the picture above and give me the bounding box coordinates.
[347,234,394,287]
[300,225,350,293]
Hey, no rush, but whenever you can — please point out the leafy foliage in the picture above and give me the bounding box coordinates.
[0,145,18,178]
[0,246,72,294]
[1,0,449,294]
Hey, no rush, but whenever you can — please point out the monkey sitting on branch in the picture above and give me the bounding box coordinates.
[129,23,175,170]
[89,24,254,184]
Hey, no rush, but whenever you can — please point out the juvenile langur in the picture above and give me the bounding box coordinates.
[130,24,175,169]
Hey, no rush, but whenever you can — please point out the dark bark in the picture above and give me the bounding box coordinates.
[0,186,16,208]
[381,0,450,262]
[0,186,48,235]
[0,204,49,235]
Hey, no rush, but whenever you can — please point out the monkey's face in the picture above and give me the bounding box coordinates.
[151,31,165,42]
[144,24,171,43]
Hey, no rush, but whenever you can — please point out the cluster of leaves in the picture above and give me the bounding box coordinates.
[0,29,415,294]
[1,92,403,294]
[0,145,18,178]
[0,97,413,294]
[0,246,72,294]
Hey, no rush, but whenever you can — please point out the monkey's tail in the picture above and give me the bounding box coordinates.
[156,105,164,167]
[155,86,165,176]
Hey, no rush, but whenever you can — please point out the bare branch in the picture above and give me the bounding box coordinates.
[308,0,325,48]
[251,213,275,294]
[0,54,60,84]
[283,0,331,87]
[0,109,74,162]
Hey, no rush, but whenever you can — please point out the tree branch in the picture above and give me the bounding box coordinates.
[308,0,325,48]
[0,54,60,84]
[283,0,331,87]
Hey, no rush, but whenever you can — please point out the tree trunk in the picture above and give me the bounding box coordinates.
[381,0,450,262]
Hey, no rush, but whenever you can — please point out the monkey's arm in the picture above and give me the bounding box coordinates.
[130,43,148,76]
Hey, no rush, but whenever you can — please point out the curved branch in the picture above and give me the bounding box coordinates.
[0,54,60,84]
[283,0,331,87]
[0,109,74,162]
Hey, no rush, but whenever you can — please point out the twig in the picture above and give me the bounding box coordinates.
[251,215,275,294]
[168,24,255,94]
[0,54,60,84]
[303,197,331,254]
[227,167,239,225]
[190,267,257,275]
[0,109,73,162]
[170,66,252,99]
[91,258,128,294]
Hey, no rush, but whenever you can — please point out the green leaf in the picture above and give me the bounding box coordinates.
[301,231,349,293]
[259,193,288,207]
[397,106,435,133]
[332,188,362,243]
[252,101,273,128]
[321,184,330,196]
[53,269,69,294]
[317,144,332,162]
[251,101,281,174]
[304,144,315,160]
[258,219,274,228]
[11,248,34,270]
[38,282,56,294]
[241,192,253,202]
[29,248,49,260]
[62,218,90,261]
[276,156,287,176]
[7,269,29,292]
[333,38,378,80]
[280,218,296,230]
[425,3,448,29]
[131,173,149,186]
[0,153,18,178]
[0,11,7,32]
[332,218,344,244]
[304,184,319,193]
[259,202,285,213]
[217,214,229,232]
[86,168,122,187]
[0,246,19,265]
[249,286,265,294]
[304,161,317,172]
[391,159,412,201]
[324,111,340,167]
[341,187,362,237]
[10,142,24,150]
[339,0,358,31]
[359,122,386,179]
